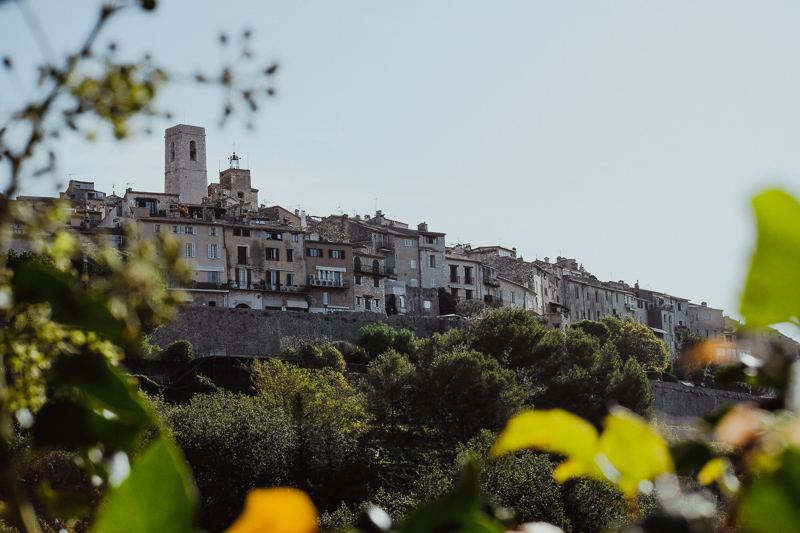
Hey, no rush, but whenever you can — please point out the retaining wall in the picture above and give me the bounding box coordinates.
[650,380,758,426]
[150,308,760,423]
[149,307,466,357]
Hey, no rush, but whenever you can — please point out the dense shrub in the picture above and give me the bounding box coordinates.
[164,339,194,366]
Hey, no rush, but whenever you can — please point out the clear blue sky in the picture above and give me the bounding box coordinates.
[3,1,800,335]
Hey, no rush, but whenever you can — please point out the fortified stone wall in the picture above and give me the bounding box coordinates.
[650,380,759,426]
[149,307,466,358]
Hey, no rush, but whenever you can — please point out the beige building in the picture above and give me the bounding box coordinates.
[305,238,354,313]
[353,246,389,313]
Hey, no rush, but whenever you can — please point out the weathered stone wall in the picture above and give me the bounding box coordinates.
[650,380,758,426]
[149,307,466,357]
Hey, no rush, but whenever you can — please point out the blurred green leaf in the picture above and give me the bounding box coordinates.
[12,263,127,343]
[400,458,504,533]
[37,483,89,520]
[714,364,749,386]
[739,448,800,533]
[670,440,716,476]
[741,190,800,327]
[31,400,142,451]
[48,352,152,423]
[91,435,197,533]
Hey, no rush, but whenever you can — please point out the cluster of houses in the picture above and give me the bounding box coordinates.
[10,124,799,361]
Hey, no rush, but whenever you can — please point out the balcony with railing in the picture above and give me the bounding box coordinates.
[354,263,392,277]
[484,294,504,306]
[482,275,500,287]
[308,277,350,289]
[375,240,394,252]
[192,281,228,291]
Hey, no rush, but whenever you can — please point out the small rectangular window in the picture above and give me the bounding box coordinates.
[429,255,436,267]
[287,249,295,262]
[208,227,218,236]
[355,275,362,285]
[329,250,344,259]
[153,224,161,233]
[184,243,196,258]
[171,225,179,234]
[233,228,241,236]
[323,292,329,305]
[208,244,220,259]
[403,239,413,247]
[291,234,299,242]
[237,246,247,265]
[410,259,417,269]
[266,248,279,261]
[307,248,321,257]
[266,232,282,240]
[374,278,379,288]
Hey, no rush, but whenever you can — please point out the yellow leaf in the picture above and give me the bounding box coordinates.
[597,408,674,497]
[491,409,598,465]
[224,488,318,533]
[697,458,727,486]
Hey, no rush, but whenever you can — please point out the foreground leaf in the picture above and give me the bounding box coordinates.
[492,408,672,498]
[741,190,800,327]
[401,459,504,533]
[91,435,197,533]
[739,448,800,533]
[597,408,674,497]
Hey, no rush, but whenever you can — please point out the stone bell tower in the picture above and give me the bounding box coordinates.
[165,124,207,204]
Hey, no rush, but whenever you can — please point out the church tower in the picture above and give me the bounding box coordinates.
[164,124,207,204]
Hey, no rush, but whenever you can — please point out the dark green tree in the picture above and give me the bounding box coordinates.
[392,328,420,360]
[600,316,670,372]
[437,287,458,315]
[164,339,194,366]
[158,392,294,532]
[414,350,526,447]
[364,350,416,434]
[466,308,556,372]
[357,322,397,360]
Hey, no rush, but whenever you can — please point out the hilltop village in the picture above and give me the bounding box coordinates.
[10,124,799,361]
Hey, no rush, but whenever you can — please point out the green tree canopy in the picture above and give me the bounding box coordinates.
[357,322,397,359]
[600,316,670,372]
[364,349,417,434]
[414,350,526,447]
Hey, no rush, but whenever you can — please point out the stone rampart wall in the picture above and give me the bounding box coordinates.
[149,307,466,357]
[650,380,759,426]
[150,310,761,424]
